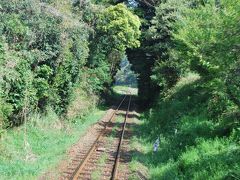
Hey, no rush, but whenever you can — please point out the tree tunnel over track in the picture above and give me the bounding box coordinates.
[89,0,161,109]
[113,57,138,96]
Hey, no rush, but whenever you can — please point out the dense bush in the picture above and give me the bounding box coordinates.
[134,1,240,178]
[0,0,141,127]
[0,0,239,178]
[127,0,240,117]
[133,73,240,179]
[0,0,90,126]
[88,3,141,92]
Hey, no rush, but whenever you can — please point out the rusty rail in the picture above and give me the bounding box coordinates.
[111,95,132,180]
[70,95,128,180]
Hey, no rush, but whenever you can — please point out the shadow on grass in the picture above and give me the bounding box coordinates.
[139,79,211,140]
[131,79,240,179]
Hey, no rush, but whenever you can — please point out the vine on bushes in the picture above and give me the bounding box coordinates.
[0,0,141,127]
[0,0,89,126]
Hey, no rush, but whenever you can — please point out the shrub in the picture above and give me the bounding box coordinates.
[0,0,91,125]
[178,138,240,179]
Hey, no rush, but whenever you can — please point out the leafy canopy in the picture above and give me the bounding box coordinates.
[97,3,141,52]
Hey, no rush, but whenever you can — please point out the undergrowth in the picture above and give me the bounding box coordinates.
[0,107,105,179]
[130,73,240,179]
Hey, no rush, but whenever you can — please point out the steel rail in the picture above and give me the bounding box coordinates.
[111,95,132,180]
[70,95,127,180]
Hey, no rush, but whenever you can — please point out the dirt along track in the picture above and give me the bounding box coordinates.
[55,94,136,180]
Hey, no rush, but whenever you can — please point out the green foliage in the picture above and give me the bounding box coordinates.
[87,3,141,92]
[226,63,240,107]
[127,0,184,106]
[129,1,240,178]
[2,52,37,124]
[131,74,240,179]
[169,0,240,113]
[3,14,29,49]
[0,0,90,125]
[179,138,240,179]
[97,3,141,51]
[0,0,142,126]
[151,60,180,89]
[174,0,240,78]
[0,98,13,129]
[0,0,239,178]
[0,107,105,179]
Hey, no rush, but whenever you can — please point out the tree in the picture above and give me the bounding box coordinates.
[173,0,240,107]
[97,3,141,52]
[88,3,141,91]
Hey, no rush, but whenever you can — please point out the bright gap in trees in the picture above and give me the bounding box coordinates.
[113,56,138,95]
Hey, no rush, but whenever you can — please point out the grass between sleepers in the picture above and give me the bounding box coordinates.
[91,115,124,179]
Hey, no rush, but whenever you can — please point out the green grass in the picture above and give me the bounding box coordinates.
[0,108,106,180]
[112,85,138,96]
[90,116,123,179]
[130,73,240,179]
[91,170,101,180]
[91,152,108,180]
[97,152,108,166]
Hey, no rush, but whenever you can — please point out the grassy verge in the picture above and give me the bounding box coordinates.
[112,85,138,96]
[130,73,240,179]
[0,107,106,180]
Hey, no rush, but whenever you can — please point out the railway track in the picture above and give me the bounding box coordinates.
[62,95,132,180]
